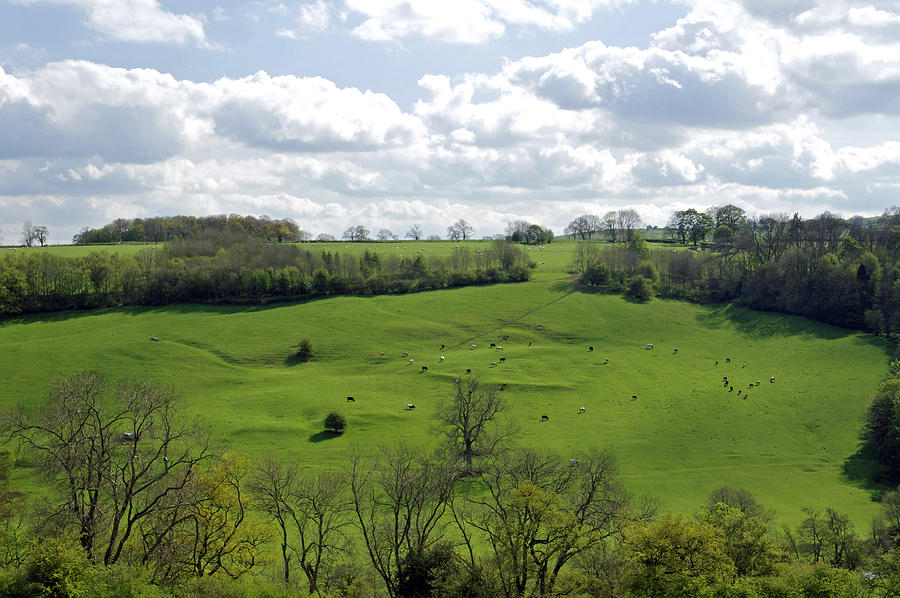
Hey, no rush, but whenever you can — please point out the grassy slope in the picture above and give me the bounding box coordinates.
[0,275,891,526]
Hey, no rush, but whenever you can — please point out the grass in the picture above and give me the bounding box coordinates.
[0,275,892,528]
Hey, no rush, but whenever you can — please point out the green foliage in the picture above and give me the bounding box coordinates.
[296,338,312,358]
[0,237,532,316]
[627,233,650,260]
[626,276,655,302]
[625,513,735,597]
[697,503,780,576]
[324,412,346,433]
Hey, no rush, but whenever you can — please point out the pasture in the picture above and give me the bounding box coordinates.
[0,275,891,527]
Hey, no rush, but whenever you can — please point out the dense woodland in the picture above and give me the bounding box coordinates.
[0,233,532,316]
[574,206,900,336]
[4,372,900,597]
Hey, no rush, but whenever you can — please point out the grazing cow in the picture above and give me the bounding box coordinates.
[646,343,654,349]
[541,415,549,421]
[569,458,578,466]
[631,395,637,400]
[440,356,445,361]
[738,389,742,395]
[579,407,585,413]
[770,376,775,383]
[589,346,594,352]
[756,381,760,386]
[150,337,160,342]
[528,340,533,346]
[409,359,414,365]
[499,357,506,363]
[726,358,731,363]
[406,404,416,410]
[380,352,385,357]
[673,348,678,353]
[490,343,496,347]
[346,396,355,402]
[729,386,733,392]
[604,357,609,364]
[466,368,471,374]
[441,344,445,350]
[490,362,497,367]
[403,352,408,357]
[503,335,509,341]
[715,360,718,365]
[421,366,428,372]
[496,346,503,350]
[471,344,477,349]
[120,432,137,443]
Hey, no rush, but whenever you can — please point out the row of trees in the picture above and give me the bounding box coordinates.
[572,206,900,334]
[70,215,482,246]
[565,209,643,242]
[6,372,900,597]
[504,220,555,245]
[0,233,533,316]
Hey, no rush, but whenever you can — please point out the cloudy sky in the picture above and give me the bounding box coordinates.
[1,0,899,243]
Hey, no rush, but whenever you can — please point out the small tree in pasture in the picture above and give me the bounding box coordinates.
[324,412,346,434]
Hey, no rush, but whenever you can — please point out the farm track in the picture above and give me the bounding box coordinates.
[452,276,580,348]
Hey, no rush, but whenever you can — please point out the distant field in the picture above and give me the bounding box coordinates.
[0,279,891,527]
[3,239,580,278]
[1,243,163,257]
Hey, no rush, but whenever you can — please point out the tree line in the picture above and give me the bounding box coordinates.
[0,232,533,316]
[4,372,900,597]
[572,206,900,334]
[69,215,484,246]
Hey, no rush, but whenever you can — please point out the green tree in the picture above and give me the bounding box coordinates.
[324,412,346,433]
[697,503,779,576]
[625,513,734,598]
[627,276,655,302]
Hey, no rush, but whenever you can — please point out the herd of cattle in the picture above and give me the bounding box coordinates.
[344,330,779,422]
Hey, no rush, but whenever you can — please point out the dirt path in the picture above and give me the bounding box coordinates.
[451,276,580,347]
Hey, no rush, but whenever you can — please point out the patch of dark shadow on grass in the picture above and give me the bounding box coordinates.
[284,353,311,366]
[308,430,343,443]
[843,442,893,501]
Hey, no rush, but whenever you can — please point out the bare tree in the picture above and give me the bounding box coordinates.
[3,372,211,565]
[349,445,456,598]
[376,228,397,241]
[248,458,297,584]
[617,209,643,241]
[602,211,618,242]
[436,377,513,477]
[20,222,34,247]
[342,225,370,242]
[406,224,423,240]
[447,219,474,241]
[451,448,651,597]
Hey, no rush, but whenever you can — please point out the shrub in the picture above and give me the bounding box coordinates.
[324,412,346,434]
[627,276,655,302]
[296,339,312,359]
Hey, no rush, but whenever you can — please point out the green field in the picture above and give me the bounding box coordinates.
[0,276,891,528]
[2,243,163,257]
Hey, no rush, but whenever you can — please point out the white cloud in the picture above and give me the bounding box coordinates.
[276,0,331,39]
[344,0,633,44]
[14,0,209,46]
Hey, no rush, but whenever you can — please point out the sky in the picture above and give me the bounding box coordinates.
[1,0,899,244]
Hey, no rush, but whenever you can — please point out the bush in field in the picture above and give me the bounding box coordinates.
[324,412,346,434]
[296,339,313,359]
